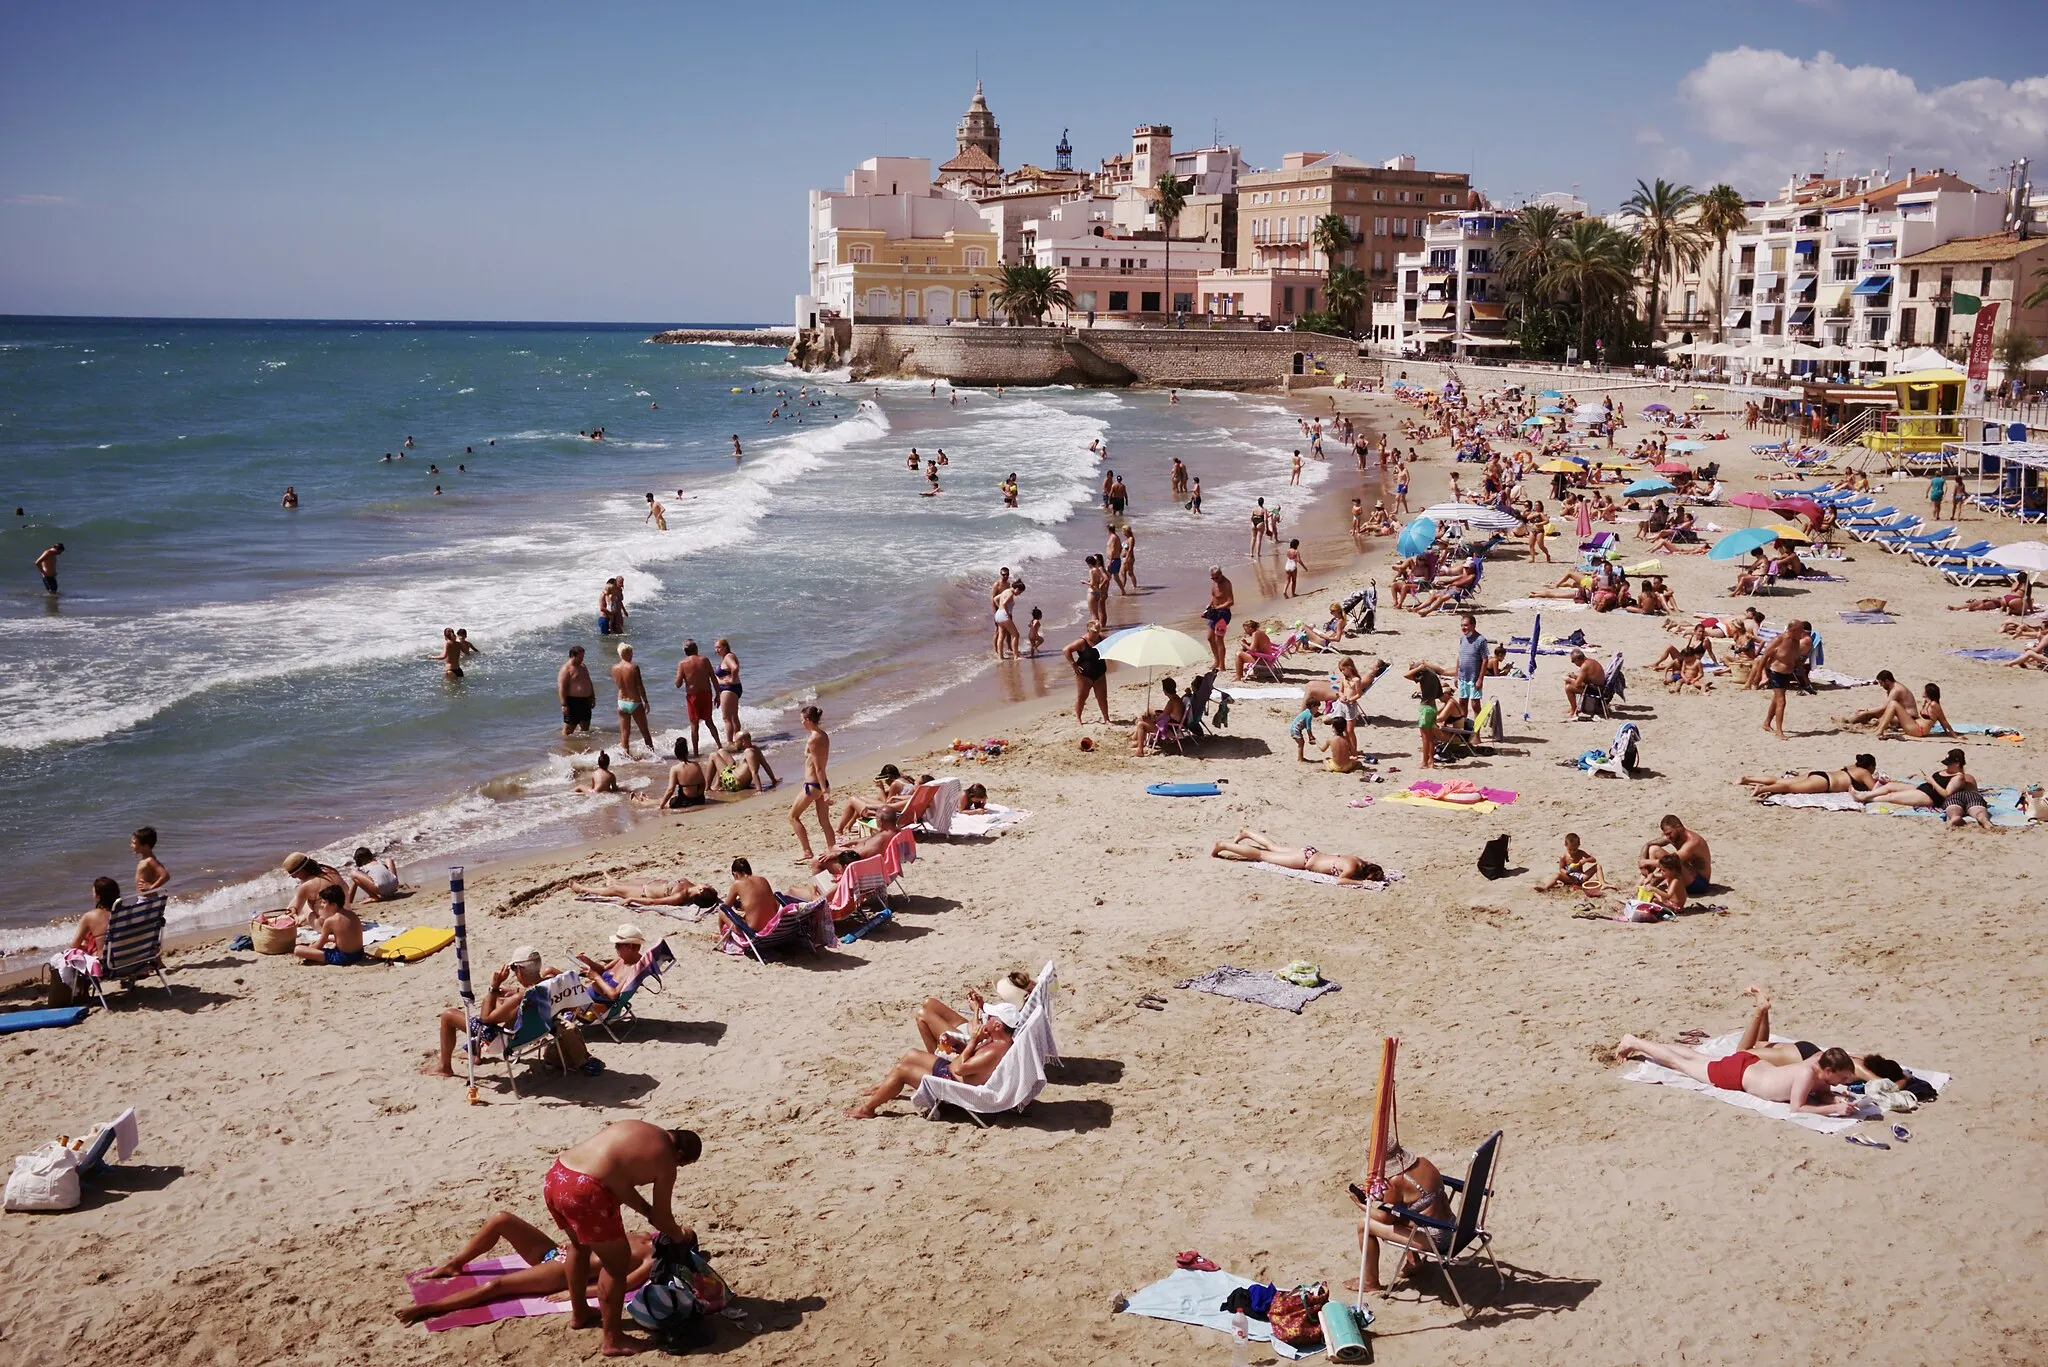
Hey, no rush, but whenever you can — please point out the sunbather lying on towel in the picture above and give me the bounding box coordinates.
[1344,1143,1450,1294]
[1729,986,1918,1089]
[429,949,559,1076]
[572,874,720,909]
[1738,754,1878,798]
[915,971,1036,1053]
[845,1007,1015,1119]
[1210,828,1386,885]
[1616,1034,1859,1116]
[395,1210,657,1324]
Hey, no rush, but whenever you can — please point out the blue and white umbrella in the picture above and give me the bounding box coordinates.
[450,865,477,1094]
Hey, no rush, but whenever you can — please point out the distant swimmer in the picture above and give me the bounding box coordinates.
[651,401,658,409]
[644,493,667,531]
[433,485,443,496]
[457,464,465,472]
[612,644,653,757]
[281,486,299,508]
[35,543,62,594]
[597,577,628,635]
[405,435,415,448]
[428,626,473,679]
[1001,473,1019,508]
[731,434,742,461]
[1170,388,1179,403]
[558,645,596,735]
[907,448,921,471]
[429,465,440,475]
[936,449,949,467]
[923,460,942,496]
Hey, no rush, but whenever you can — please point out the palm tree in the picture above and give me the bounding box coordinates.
[1541,220,1635,362]
[1994,329,2041,391]
[1497,204,1569,356]
[1324,265,1369,335]
[1695,184,1748,344]
[989,263,1074,327]
[1622,177,1704,353]
[2025,264,2048,311]
[1312,213,1354,272]
[1154,172,1189,320]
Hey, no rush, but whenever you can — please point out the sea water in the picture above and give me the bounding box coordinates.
[0,318,1339,960]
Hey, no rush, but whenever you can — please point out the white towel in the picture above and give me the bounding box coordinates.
[1501,598,1588,612]
[108,1108,139,1162]
[1623,1032,1950,1135]
[1218,686,1304,700]
[948,805,1030,837]
[923,778,961,836]
[1250,861,1402,891]
[1762,792,1863,812]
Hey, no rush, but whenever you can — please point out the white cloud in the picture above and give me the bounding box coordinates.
[1677,48,2048,193]
[3,193,78,207]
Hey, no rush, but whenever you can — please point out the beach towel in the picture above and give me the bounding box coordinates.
[947,804,1031,837]
[1949,648,2023,662]
[1838,611,1895,625]
[1624,1032,1949,1135]
[1772,785,2028,825]
[0,1007,89,1035]
[359,923,404,948]
[1501,598,1588,612]
[1409,779,1518,804]
[1761,792,1863,812]
[1247,861,1401,892]
[369,926,455,962]
[1796,573,1850,582]
[1808,668,1873,688]
[1220,686,1305,700]
[1176,965,1341,1013]
[1120,1268,1277,1343]
[404,1256,575,1331]
[1384,783,1505,814]
[1953,724,2026,741]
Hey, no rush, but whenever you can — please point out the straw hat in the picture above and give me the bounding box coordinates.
[282,852,315,878]
[1381,1143,1423,1177]
[994,974,1033,1010]
[611,923,645,947]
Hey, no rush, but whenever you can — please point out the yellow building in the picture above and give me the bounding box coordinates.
[804,156,1002,324]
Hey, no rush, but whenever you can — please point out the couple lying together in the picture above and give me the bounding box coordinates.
[1740,747,1999,829]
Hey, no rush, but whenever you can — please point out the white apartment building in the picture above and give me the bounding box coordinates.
[1020,197,1223,322]
[1723,171,2003,374]
[1390,209,1512,355]
[799,156,1001,326]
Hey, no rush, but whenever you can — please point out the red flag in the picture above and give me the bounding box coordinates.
[1965,301,2002,406]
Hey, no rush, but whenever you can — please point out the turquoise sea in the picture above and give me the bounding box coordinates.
[0,317,1336,960]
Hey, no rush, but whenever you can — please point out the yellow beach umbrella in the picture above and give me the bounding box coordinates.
[1536,459,1581,474]
[1767,524,1812,544]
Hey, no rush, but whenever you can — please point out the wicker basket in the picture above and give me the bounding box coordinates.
[251,912,297,956]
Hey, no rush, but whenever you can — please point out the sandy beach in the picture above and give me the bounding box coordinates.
[7,380,2047,1367]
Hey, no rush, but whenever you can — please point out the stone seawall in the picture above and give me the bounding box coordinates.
[649,328,796,346]
[801,324,1362,390]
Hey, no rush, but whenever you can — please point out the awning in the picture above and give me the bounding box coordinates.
[1789,306,1815,325]
[1852,275,1893,296]
[1755,272,1781,288]
[1468,302,1505,320]
[1724,308,1751,328]
[1416,302,1451,320]
[1796,239,1817,250]
[1792,273,1816,291]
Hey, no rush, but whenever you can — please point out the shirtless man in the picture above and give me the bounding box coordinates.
[708,731,777,792]
[1562,649,1606,719]
[809,809,898,877]
[1637,813,1712,894]
[1758,619,1810,740]
[1203,567,1235,672]
[845,1006,1016,1119]
[788,704,833,863]
[395,1211,656,1326]
[430,948,559,1075]
[673,640,716,758]
[34,542,62,594]
[1210,828,1386,885]
[543,1121,701,1357]
[1616,1035,1859,1117]
[610,645,652,757]
[559,646,596,735]
[712,639,743,746]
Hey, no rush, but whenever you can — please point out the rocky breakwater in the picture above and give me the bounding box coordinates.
[648,327,797,346]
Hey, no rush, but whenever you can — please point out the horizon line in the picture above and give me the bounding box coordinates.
[0,313,787,330]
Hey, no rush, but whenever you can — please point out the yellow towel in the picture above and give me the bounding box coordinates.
[1383,790,1501,814]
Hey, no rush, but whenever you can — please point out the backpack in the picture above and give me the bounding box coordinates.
[625,1237,729,1352]
[1477,834,1510,880]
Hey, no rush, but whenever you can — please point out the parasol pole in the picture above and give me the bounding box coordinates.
[450,865,481,1105]
[1355,1036,1399,1311]
[1521,611,1540,725]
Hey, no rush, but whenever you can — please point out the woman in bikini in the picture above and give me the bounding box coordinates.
[1210,828,1385,885]
[1724,985,1916,1087]
[1870,681,1956,738]
[1854,750,1967,809]
[1738,753,1879,798]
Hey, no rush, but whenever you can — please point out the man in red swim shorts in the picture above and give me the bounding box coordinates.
[674,640,717,761]
[545,1120,701,1356]
[1616,1034,1858,1116]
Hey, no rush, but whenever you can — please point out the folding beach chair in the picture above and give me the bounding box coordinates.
[585,939,674,1042]
[466,976,577,1097]
[912,962,1059,1125]
[88,893,172,1009]
[1380,1130,1506,1316]
[1239,641,1285,682]
[1180,670,1219,742]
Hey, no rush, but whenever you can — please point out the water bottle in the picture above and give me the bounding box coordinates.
[1229,1309,1249,1367]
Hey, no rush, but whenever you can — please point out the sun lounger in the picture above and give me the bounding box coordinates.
[912,962,1059,1124]
[463,976,577,1097]
[88,893,172,1009]
[1942,560,2018,587]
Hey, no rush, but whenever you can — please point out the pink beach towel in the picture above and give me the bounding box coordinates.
[404,1255,574,1331]
[1409,779,1519,805]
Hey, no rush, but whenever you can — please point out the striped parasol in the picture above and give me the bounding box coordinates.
[451,865,480,1101]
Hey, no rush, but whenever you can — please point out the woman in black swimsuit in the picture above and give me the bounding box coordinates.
[1064,628,1110,723]
[1854,750,1966,810]
[1738,753,1878,798]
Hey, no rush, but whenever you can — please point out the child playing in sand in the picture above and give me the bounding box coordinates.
[294,886,366,965]
[1535,833,1605,893]
[1416,671,1444,770]
[1288,706,1318,761]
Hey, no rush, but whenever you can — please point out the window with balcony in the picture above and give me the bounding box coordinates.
[1373,216,1388,235]
[1393,218,1408,237]
[1867,315,1888,342]
[1373,251,1384,271]
[1344,215,1359,235]
[1833,258,1856,282]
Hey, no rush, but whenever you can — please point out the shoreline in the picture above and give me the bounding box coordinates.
[0,384,1389,987]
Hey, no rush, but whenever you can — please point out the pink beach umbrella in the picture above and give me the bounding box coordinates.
[1653,460,1692,475]
[1729,492,1777,510]
[1575,498,1593,539]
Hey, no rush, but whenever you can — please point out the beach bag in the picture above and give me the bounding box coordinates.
[1476,834,1510,880]
[251,912,297,955]
[553,1023,590,1072]
[1268,1283,1330,1349]
[5,1142,81,1212]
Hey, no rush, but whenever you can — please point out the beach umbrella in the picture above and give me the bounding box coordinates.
[1730,491,1777,510]
[1653,460,1692,474]
[1771,496,1824,526]
[1420,502,1519,532]
[1623,478,1674,496]
[1537,405,1566,416]
[1540,389,1562,399]
[1643,403,1671,413]
[1397,516,1439,556]
[1099,623,1211,670]
[450,865,478,1098]
[1575,500,1593,539]
[1536,458,1581,473]
[1989,541,2048,574]
[1767,524,1812,544]
[1667,440,1705,453]
[1709,527,1779,560]
[1518,415,1547,427]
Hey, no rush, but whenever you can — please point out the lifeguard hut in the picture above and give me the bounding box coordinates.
[1859,367,1966,457]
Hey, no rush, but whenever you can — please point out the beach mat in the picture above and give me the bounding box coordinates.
[0,1006,89,1035]
[1838,611,1895,625]
[1950,648,2023,662]
[1247,861,1400,892]
[1766,785,2027,825]
[1623,1032,1949,1135]
[371,927,456,963]
[947,804,1031,837]
[1176,965,1340,1013]
[1409,779,1518,804]
[1147,782,1220,797]
[404,1255,574,1331]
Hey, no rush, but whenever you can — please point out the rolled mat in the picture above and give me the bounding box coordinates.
[1321,1300,1372,1361]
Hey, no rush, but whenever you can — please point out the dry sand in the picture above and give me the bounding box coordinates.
[5,381,2047,1367]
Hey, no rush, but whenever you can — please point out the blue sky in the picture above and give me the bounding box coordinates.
[2,0,2042,321]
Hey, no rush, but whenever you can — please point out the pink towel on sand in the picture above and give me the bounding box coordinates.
[405,1255,575,1331]
[1409,779,1519,804]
